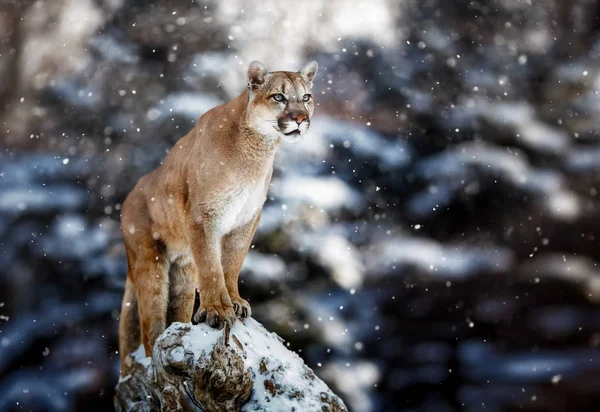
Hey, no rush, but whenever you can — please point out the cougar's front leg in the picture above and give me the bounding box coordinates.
[189,217,236,329]
[221,211,261,319]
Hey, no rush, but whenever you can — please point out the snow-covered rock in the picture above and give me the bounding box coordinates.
[114,319,347,411]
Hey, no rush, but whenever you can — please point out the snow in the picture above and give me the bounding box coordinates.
[298,294,355,350]
[0,186,87,216]
[231,318,345,410]
[312,116,413,170]
[518,121,569,154]
[6,1,600,411]
[39,214,109,260]
[459,100,570,155]
[177,322,224,355]
[21,0,104,86]
[270,176,365,214]
[295,232,364,289]
[131,345,151,368]
[410,142,581,221]
[565,146,600,173]
[0,291,120,376]
[459,341,600,383]
[241,251,287,281]
[0,154,88,183]
[520,254,600,302]
[48,81,101,109]
[88,33,139,64]
[274,116,412,183]
[0,373,71,411]
[216,0,398,67]
[322,361,380,412]
[130,319,346,410]
[365,235,514,280]
[0,155,89,219]
[153,92,223,122]
[186,52,243,98]
[254,204,291,236]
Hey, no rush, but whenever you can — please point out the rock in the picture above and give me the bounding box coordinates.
[114,319,347,412]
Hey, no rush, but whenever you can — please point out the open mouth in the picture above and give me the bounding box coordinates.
[283,129,301,136]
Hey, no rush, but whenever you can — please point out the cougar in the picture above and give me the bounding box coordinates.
[118,60,318,374]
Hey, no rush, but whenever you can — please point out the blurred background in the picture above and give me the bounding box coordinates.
[2,0,600,410]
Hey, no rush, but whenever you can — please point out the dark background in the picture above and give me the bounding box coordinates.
[2,0,600,410]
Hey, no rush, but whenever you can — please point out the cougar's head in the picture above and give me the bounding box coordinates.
[246,60,318,143]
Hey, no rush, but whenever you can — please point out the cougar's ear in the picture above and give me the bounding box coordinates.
[298,61,318,82]
[248,60,268,90]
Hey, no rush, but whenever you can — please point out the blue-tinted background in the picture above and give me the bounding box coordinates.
[2,0,600,410]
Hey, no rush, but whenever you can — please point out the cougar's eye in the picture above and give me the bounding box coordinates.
[272,94,285,102]
[302,94,312,102]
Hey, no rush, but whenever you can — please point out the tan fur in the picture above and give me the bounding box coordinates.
[118,60,318,375]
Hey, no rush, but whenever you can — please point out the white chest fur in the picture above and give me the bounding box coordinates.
[214,176,267,236]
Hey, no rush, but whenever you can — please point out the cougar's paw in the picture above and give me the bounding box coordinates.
[231,296,252,319]
[193,292,236,329]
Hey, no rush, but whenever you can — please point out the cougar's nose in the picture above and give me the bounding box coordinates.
[291,113,307,125]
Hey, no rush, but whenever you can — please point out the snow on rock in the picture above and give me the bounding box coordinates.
[115,319,347,411]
